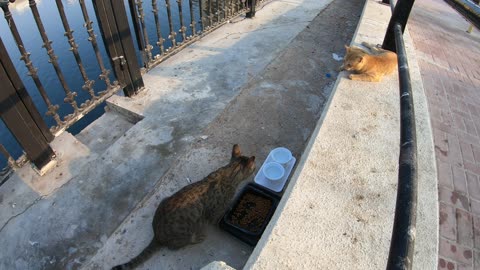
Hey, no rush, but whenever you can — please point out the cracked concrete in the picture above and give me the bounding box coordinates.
[0,0,364,269]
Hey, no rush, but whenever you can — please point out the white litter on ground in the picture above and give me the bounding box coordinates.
[332,53,343,61]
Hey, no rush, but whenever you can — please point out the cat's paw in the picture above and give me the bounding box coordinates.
[348,74,355,80]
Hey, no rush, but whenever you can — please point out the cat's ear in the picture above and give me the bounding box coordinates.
[231,144,241,159]
[247,156,256,170]
[357,56,364,63]
[344,45,350,51]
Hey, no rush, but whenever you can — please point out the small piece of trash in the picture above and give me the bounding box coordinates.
[326,73,332,78]
[29,241,39,246]
[11,203,16,208]
[200,135,208,140]
[186,177,191,183]
[332,53,343,61]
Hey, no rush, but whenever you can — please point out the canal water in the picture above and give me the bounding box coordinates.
[0,0,203,168]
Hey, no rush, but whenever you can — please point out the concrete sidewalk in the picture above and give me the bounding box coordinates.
[408,0,480,269]
[244,0,438,269]
[0,0,364,269]
[84,0,365,269]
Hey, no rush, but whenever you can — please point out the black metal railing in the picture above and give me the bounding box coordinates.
[383,0,480,268]
[0,0,135,173]
[382,0,418,269]
[0,0,262,173]
[443,0,480,30]
[128,0,260,72]
[0,0,121,136]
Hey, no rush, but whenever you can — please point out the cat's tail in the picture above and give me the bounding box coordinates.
[111,239,161,270]
[361,42,386,54]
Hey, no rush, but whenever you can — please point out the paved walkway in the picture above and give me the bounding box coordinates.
[408,0,480,269]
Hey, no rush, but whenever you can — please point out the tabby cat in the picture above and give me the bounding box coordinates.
[112,144,256,270]
[340,42,397,82]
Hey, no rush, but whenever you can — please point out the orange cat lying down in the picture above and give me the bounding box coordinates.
[340,42,397,82]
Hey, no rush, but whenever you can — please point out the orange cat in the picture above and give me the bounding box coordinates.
[340,42,397,82]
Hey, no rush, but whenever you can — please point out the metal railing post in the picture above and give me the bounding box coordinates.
[128,0,148,67]
[0,37,55,171]
[382,0,416,52]
[246,0,256,18]
[92,0,144,96]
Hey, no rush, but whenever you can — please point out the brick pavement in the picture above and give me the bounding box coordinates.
[408,0,480,269]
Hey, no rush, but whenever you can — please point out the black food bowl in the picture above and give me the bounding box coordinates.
[219,183,280,246]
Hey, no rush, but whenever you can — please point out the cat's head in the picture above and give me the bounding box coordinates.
[342,45,366,71]
[229,144,256,183]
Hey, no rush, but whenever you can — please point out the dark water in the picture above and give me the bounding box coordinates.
[0,0,203,168]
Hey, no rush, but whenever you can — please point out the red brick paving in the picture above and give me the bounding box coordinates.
[408,0,480,269]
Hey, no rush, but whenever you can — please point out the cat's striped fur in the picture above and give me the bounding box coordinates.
[112,144,256,269]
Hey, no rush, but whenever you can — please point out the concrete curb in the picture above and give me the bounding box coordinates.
[243,0,438,269]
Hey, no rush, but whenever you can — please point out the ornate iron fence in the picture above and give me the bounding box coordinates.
[0,0,122,136]
[0,0,260,174]
[129,0,257,72]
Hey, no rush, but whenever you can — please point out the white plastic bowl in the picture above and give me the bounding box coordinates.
[262,162,285,181]
[271,147,292,165]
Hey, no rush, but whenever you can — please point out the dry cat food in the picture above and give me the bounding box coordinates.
[227,192,273,233]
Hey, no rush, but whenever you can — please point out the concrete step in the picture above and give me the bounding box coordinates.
[76,108,139,155]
